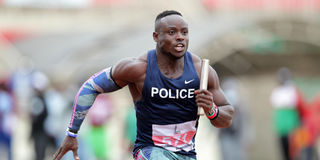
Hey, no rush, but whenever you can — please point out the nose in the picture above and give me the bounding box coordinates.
[176,32,184,41]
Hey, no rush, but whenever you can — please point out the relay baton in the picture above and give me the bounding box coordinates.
[198,59,209,115]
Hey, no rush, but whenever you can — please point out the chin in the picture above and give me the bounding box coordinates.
[162,48,186,59]
[169,52,185,59]
[172,50,186,58]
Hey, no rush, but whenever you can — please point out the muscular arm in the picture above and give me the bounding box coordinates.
[54,67,121,160]
[195,66,234,128]
[54,57,146,160]
[68,67,121,133]
[69,56,146,133]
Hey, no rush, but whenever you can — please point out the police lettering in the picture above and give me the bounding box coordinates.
[151,87,195,99]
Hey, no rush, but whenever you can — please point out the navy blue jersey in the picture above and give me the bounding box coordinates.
[133,49,200,158]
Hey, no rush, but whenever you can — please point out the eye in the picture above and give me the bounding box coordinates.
[169,30,175,35]
[182,30,188,35]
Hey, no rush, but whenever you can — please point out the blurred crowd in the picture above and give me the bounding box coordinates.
[270,67,320,160]
[0,56,74,160]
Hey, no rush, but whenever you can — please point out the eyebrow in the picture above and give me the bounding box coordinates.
[166,26,188,29]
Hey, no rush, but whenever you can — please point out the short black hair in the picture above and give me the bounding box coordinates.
[155,10,182,22]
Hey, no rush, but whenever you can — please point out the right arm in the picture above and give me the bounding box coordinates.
[68,67,121,133]
[53,57,147,160]
[53,67,121,160]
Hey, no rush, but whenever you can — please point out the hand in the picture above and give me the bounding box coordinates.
[195,89,213,113]
[53,136,79,160]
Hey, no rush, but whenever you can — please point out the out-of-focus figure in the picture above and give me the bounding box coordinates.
[270,67,301,160]
[11,56,34,113]
[29,71,56,160]
[87,94,113,160]
[0,78,16,160]
[218,77,254,160]
[290,93,320,160]
[44,81,73,159]
[122,106,137,159]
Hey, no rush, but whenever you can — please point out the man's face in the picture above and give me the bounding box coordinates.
[153,15,189,58]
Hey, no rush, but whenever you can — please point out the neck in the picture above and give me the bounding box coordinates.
[156,48,184,67]
[155,48,185,79]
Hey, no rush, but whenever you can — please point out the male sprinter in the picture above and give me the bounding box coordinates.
[53,10,234,160]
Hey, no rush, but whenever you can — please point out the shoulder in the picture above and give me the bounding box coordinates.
[115,54,147,71]
[188,51,220,88]
[189,52,219,77]
[189,51,218,74]
[112,53,148,83]
[188,52,201,73]
[189,52,202,65]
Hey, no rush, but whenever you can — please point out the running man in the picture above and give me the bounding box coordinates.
[53,10,234,160]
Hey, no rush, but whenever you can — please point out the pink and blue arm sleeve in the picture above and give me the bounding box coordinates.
[68,67,120,133]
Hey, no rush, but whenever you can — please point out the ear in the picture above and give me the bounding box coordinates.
[153,32,158,42]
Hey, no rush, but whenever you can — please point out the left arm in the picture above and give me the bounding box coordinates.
[195,66,234,128]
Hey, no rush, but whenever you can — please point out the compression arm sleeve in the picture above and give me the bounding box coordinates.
[68,67,121,133]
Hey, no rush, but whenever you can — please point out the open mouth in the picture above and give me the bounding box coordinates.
[174,43,185,52]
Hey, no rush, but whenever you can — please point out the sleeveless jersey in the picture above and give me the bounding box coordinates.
[133,49,200,158]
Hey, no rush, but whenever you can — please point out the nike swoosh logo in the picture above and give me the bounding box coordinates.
[184,79,194,84]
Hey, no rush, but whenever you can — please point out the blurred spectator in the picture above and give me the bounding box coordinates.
[44,84,68,142]
[0,78,16,160]
[29,71,56,160]
[87,94,113,160]
[270,67,301,160]
[290,94,320,160]
[122,106,137,159]
[44,81,73,158]
[218,77,254,160]
[11,56,34,113]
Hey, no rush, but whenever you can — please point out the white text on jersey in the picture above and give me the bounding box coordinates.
[151,87,195,99]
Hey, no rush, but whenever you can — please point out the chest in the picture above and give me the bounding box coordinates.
[144,68,200,101]
[157,63,184,79]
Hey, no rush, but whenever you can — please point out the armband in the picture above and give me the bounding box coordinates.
[206,103,219,120]
[66,128,78,138]
[89,67,121,93]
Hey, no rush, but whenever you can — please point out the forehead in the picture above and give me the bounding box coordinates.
[156,15,188,30]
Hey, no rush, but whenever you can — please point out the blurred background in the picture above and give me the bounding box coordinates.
[0,0,320,160]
